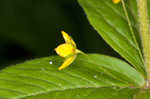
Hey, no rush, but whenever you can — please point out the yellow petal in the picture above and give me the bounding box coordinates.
[55,43,76,58]
[58,55,76,70]
[61,31,76,47]
[112,0,120,4]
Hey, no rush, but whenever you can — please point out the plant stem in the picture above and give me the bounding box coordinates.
[137,0,150,88]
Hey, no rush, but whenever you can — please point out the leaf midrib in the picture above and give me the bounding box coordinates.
[17,86,116,99]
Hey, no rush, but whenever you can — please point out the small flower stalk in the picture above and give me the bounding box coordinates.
[55,31,83,70]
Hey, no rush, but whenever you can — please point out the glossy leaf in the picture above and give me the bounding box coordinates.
[78,0,145,76]
[0,54,145,98]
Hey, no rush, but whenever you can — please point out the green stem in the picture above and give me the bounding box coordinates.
[76,49,87,55]
[137,0,150,88]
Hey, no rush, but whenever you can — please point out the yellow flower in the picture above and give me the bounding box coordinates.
[112,0,120,4]
[55,31,81,70]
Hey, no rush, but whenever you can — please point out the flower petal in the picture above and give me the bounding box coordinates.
[61,31,76,47]
[112,0,120,4]
[55,43,76,58]
[58,55,76,70]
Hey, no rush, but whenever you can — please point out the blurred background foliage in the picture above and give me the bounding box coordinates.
[0,0,120,69]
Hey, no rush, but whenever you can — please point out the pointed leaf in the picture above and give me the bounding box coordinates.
[78,0,145,76]
[0,54,145,98]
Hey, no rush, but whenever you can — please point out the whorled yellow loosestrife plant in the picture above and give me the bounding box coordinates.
[55,31,83,70]
[112,0,120,4]
[55,1,120,70]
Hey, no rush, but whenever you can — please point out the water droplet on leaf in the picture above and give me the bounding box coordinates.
[94,75,98,79]
[49,61,53,64]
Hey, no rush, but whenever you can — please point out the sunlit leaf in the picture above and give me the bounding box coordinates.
[0,54,144,98]
[78,0,145,76]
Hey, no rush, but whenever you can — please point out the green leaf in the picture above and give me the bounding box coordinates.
[78,0,145,76]
[0,54,145,98]
[134,89,150,99]
[23,87,138,99]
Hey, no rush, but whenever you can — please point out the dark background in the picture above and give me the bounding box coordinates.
[0,0,120,69]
